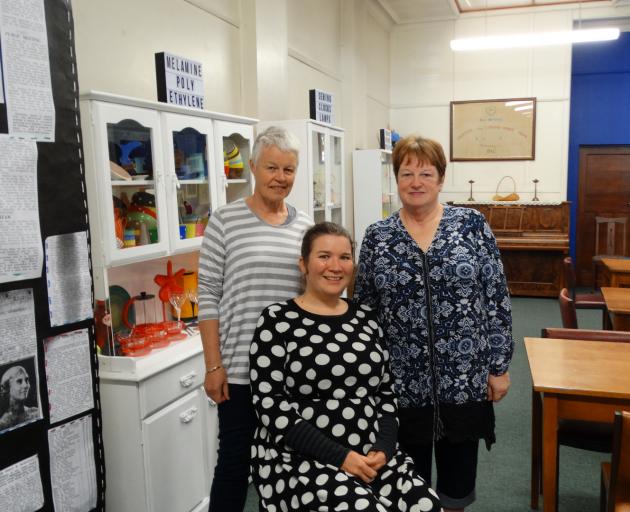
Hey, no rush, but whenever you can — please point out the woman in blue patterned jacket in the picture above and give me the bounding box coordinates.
[353,135,513,512]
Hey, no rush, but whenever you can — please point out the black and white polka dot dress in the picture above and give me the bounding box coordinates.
[249,299,442,512]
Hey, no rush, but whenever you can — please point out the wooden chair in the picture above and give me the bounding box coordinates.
[531,328,630,509]
[593,216,628,288]
[600,410,630,512]
[563,256,609,329]
[544,327,630,343]
[558,288,578,329]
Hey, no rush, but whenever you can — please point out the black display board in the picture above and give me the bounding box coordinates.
[0,1,105,510]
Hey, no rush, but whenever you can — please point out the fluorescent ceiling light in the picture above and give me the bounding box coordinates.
[450,27,620,51]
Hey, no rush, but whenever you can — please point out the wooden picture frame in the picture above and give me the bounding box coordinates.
[450,98,536,161]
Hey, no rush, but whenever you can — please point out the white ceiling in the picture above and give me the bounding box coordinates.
[455,0,603,12]
[376,0,611,23]
[375,0,458,23]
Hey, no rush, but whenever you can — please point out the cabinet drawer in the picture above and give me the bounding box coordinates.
[139,353,205,417]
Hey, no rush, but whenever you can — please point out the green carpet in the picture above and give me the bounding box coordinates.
[244,296,610,511]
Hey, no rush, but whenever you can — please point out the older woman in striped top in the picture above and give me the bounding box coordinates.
[198,126,312,512]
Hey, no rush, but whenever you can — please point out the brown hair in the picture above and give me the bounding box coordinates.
[301,222,354,262]
[392,135,447,181]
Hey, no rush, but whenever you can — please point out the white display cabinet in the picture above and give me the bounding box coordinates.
[257,120,346,227]
[352,149,400,254]
[98,336,217,512]
[80,92,257,512]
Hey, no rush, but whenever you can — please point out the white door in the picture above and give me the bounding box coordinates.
[204,398,219,488]
[142,389,209,512]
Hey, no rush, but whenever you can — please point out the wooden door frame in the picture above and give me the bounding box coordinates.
[576,145,630,286]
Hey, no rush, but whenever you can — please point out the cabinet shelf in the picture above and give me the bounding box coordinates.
[177,178,209,185]
[111,179,155,186]
[226,178,248,184]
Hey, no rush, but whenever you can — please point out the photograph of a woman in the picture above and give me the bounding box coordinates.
[0,357,41,434]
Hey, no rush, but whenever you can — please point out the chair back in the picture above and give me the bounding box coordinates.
[595,217,628,258]
[563,256,578,301]
[608,410,630,511]
[541,328,630,343]
[558,288,578,329]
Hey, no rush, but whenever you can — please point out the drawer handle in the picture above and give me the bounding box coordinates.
[179,406,198,424]
[179,371,197,388]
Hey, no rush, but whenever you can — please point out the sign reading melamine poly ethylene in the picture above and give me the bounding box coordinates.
[155,52,204,109]
[309,89,334,124]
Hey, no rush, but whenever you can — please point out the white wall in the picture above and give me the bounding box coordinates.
[73,0,243,114]
[364,6,392,150]
[390,8,575,203]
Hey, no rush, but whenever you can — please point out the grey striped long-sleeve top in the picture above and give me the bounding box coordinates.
[198,198,312,384]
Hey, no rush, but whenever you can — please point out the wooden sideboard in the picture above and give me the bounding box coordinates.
[450,202,570,297]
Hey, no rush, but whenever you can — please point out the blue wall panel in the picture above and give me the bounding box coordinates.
[567,31,630,256]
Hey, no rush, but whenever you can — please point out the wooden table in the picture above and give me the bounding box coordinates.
[601,287,630,331]
[601,258,630,287]
[525,337,630,511]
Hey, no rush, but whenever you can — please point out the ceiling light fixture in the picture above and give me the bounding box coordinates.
[450,27,620,51]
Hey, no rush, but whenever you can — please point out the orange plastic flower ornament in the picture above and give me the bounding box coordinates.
[154,260,185,303]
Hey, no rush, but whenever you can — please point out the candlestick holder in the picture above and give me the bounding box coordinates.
[468,180,475,201]
[532,179,540,201]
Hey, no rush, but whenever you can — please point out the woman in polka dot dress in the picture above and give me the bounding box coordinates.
[249,222,442,512]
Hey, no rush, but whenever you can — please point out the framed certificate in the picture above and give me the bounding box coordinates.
[450,98,536,161]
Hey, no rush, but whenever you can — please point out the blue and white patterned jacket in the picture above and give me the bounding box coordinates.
[354,206,513,408]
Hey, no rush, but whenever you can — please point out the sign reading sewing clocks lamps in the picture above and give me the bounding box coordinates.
[155,52,204,109]
[309,89,334,124]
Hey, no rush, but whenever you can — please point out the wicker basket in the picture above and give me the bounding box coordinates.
[492,176,520,201]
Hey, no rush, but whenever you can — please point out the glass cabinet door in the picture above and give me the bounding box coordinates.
[381,152,392,218]
[329,134,343,225]
[95,103,169,265]
[311,129,327,224]
[390,169,401,213]
[381,151,398,218]
[213,121,254,206]
[162,113,216,253]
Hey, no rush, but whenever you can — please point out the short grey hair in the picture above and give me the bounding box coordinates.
[251,126,300,166]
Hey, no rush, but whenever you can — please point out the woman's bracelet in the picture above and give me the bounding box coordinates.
[205,365,222,374]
